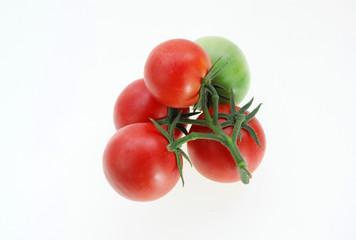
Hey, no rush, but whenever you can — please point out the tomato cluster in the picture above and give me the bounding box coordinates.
[103,37,266,202]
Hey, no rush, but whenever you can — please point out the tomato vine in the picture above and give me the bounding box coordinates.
[151,60,263,185]
[103,37,266,202]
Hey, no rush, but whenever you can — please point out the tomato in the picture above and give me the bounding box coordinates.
[113,78,188,138]
[113,78,168,129]
[187,105,266,183]
[103,123,181,201]
[195,36,250,105]
[144,39,212,108]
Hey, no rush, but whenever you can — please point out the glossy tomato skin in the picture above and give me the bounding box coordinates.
[144,39,211,108]
[114,78,168,129]
[195,36,250,105]
[103,123,180,201]
[113,78,188,138]
[187,105,266,183]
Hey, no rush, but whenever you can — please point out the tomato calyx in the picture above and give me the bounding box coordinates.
[155,108,199,136]
[202,57,228,84]
[218,93,263,147]
[197,57,230,109]
[151,112,192,186]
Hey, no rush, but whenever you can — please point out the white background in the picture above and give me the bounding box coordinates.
[1,0,355,239]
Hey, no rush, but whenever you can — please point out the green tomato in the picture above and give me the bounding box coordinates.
[195,36,250,105]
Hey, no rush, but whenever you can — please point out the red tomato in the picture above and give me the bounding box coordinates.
[103,123,181,201]
[144,39,211,108]
[187,105,266,183]
[114,78,168,129]
[113,78,188,138]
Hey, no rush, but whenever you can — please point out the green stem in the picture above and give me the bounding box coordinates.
[178,118,209,126]
[170,131,247,171]
[167,130,251,184]
[221,134,252,184]
[167,132,225,151]
[202,85,213,126]
[204,84,220,127]
[201,84,224,135]
[156,115,209,127]
[225,140,251,183]
[195,83,251,183]
[231,114,245,143]
[196,83,251,184]
[222,136,246,169]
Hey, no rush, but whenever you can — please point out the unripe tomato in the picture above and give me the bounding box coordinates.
[195,36,250,105]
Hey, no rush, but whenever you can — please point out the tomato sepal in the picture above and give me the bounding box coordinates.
[150,113,189,186]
